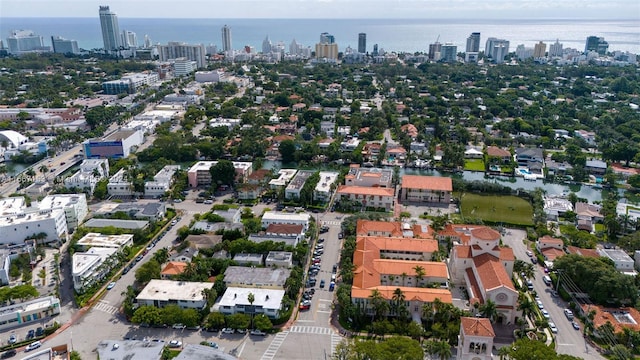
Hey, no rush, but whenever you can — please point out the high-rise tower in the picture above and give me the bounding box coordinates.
[466,32,480,53]
[358,33,366,54]
[99,6,121,52]
[222,25,232,53]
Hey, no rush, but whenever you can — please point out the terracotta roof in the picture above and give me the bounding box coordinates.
[356,220,403,237]
[266,223,304,235]
[566,246,600,258]
[161,261,188,276]
[486,146,511,158]
[351,286,452,303]
[461,317,495,337]
[465,268,484,304]
[455,245,473,259]
[368,236,439,254]
[337,185,395,197]
[541,247,566,261]
[499,247,515,261]
[471,227,501,241]
[248,169,271,181]
[582,305,640,333]
[473,253,516,291]
[538,235,564,245]
[372,259,449,278]
[401,175,453,191]
[388,147,407,154]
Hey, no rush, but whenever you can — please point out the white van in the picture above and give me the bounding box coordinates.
[543,275,552,286]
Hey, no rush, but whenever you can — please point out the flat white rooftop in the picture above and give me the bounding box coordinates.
[76,232,133,249]
[315,171,339,193]
[217,286,285,310]
[261,211,310,223]
[39,194,86,210]
[0,208,64,226]
[0,196,26,215]
[269,169,298,187]
[72,247,117,277]
[188,161,252,172]
[136,279,213,302]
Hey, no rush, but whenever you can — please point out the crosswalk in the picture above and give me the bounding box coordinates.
[260,331,289,360]
[93,300,118,315]
[322,220,341,226]
[331,333,343,355]
[288,326,334,335]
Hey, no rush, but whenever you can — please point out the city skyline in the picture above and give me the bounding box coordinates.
[1,0,639,19]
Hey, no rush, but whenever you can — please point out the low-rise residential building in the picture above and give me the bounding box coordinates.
[144,165,180,198]
[585,159,607,176]
[486,146,512,164]
[83,218,149,230]
[574,130,597,146]
[345,166,393,188]
[284,170,314,200]
[232,253,264,266]
[93,202,166,222]
[314,171,339,202]
[97,340,164,360]
[351,220,451,319]
[617,202,640,223]
[83,129,144,159]
[187,161,253,188]
[543,196,573,220]
[213,208,241,223]
[598,248,636,275]
[75,233,134,251]
[536,235,566,262]
[38,194,88,230]
[575,202,603,231]
[456,317,495,360]
[136,280,214,309]
[268,169,298,189]
[107,168,134,197]
[160,261,188,280]
[0,208,68,245]
[64,158,109,193]
[249,223,305,247]
[401,175,453,204]
[336,185,395,211]
[266,251,293,268]
[215,287,285,319]
[0,296,61,332]
[515,147,544,167]
[72,247,119,292]
[223,266,291,289]
[261,211,310,232]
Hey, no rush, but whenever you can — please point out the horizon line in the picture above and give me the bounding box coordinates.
[3,16,638,21]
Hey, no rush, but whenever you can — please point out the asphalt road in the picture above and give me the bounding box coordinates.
[502,229,604,360]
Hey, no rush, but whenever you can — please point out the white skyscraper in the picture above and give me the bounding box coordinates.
[262,35,272,54]
[143,35,152,48]
[157,42,206,68]
[222,25,232,52]
[549,39,563,58]
[51,36,79,54]
[485,37,510,63]
[122,30,137,49]
[6,30,45,54]
[99,6,121,52]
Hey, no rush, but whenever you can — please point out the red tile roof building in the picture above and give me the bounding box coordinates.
[457,317,495,360]
[351,220,452,318]
[443,225,518,324]
[337,185,396,211]
[401,175,453,204]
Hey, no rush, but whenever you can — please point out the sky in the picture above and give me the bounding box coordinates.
[1,0,639,19]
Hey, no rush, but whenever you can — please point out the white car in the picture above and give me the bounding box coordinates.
[221,328,235,334]
[549,322,558,333]
[168,340,182,348]
[106,282,116,290]
[25,341,42,352]
[250,329,267,336]
[541,309,550,319]
[172,323,186,329]
[536,300,544,309]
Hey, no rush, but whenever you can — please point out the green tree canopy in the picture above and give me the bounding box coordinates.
[209,160,236,188]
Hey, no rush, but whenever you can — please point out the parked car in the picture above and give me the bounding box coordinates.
[0,349,16,358]
[526,250,533,257]
[320,280,325,288]
[564,309,574,320]
[106,282,116,290]
[35,327,44,337]
[299,303,311,311]
[317,238,325,243]
[221,328,235,334]
[26,330,35,339]
[25,341,41,352]
[549,322,558,333]
[135,255,143,262]
[168,340,182,348]
[541,309,550,319]
[8,334,16,344]
[332,264,338,273]
[172,324,186,330]
[205,341,219,348]
[329,281,335,291]
[572,321,580,330]
[250,329,267,336]
[536,300,544,309]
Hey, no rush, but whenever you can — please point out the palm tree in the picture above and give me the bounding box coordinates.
[514,259,535,280]
[517,293,535,322]
[368,289,389,322]
[391,288,405,316]
[498,345,511,360]
[248,292,255,329]
[434,340,452,360]
[401,272,408,286]
[387,274,396,286]
[413,265,426,287]
[479,300,498,323]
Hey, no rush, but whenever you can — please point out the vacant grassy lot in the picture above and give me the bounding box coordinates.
[460,193,534,226]
[464,159,485,172]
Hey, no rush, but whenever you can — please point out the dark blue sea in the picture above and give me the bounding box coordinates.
[1,18,639,54]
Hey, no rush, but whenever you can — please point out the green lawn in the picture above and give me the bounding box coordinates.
[464,159,485,172]
[460,193,534,226]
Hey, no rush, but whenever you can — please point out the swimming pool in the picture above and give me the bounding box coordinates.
[517,168,531,175]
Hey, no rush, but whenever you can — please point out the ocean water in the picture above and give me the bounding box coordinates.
[1,18,639,54]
